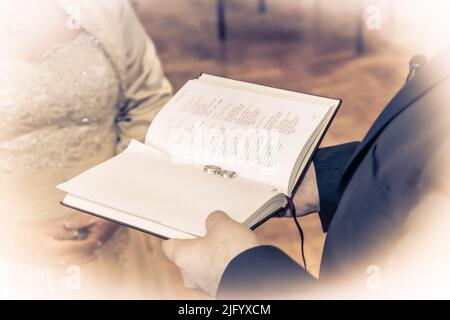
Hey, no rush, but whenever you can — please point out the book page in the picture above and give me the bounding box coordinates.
[145,80,332,194]
[58,141,280,237]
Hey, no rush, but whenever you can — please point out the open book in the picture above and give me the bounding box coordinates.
[58,74,341,239]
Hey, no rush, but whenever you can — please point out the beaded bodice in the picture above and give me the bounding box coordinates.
[0,32,119,221]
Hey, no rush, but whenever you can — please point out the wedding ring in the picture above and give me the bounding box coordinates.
[203,165,222,175]
[220,170,237,179]
[76,228,89,240]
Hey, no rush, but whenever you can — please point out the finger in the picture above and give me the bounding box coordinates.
[180,270,199,290]
[43,236,102,257]
[63,214,97,230]
[205,211,230,233]
[89,221,120,244]
[162,239,189,263]
[57,252,98,266]
[45,221,81,240]
[275,208,292,218]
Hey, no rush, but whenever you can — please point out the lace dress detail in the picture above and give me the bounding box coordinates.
[0,32,168,298]
[0,33,119,222]
[0,33,118,177]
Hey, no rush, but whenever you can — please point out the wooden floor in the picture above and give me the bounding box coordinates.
[133,0,421,298]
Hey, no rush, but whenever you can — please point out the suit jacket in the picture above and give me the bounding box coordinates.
[217,47,450,299]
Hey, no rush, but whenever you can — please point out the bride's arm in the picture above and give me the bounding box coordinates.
[113,0,173,153]
[52,2,172,258]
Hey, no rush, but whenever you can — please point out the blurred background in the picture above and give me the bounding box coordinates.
[131,0,450,298]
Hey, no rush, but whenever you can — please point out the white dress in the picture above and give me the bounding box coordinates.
[0,32,170,299]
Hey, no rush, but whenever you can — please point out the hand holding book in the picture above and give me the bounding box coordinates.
[162,211,261,297]
[57,74,340,239]
[278,163,320,218]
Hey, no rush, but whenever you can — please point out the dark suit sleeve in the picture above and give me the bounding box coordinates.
[217,246,319,299]
[313,142,360,232]
[217,144,360,299]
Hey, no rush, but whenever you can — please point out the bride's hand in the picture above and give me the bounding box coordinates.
[51,214,121,265]
[0,218,97,266]
[1,214,120,266]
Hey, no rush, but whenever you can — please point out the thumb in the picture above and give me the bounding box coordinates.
[63,214,97,230]
[205,211,230,233]
[162,238,187,263]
